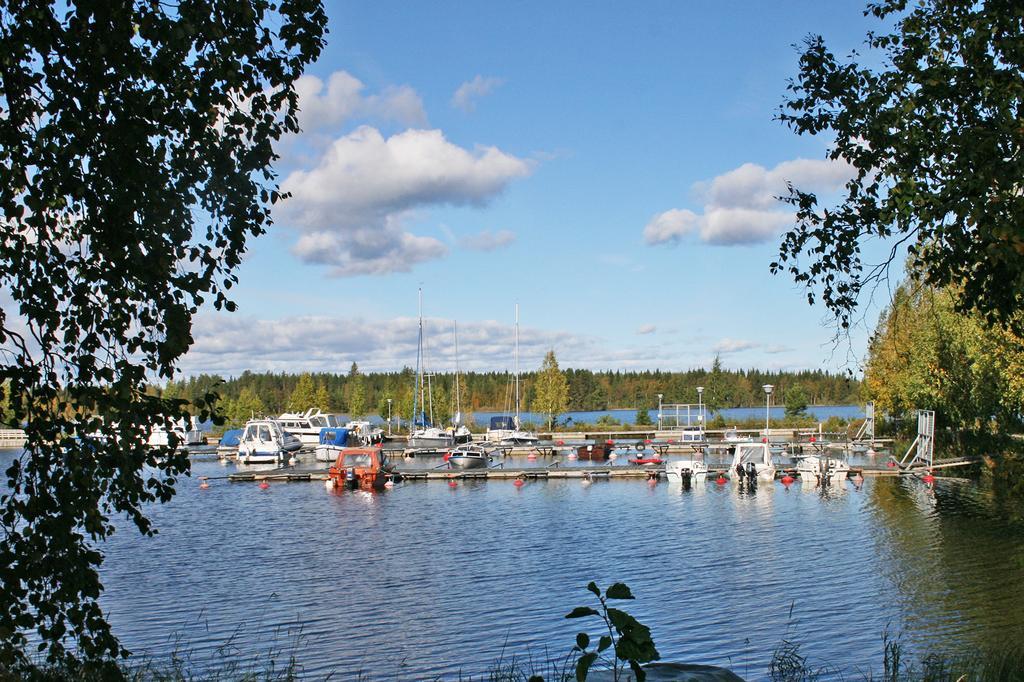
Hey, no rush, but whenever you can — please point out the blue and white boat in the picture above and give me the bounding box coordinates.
[238,419,290,464]
[315,427,352,463]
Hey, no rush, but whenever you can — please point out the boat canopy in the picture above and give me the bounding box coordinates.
[489,415,515,430]
[732,443,771,467]
[319,427,351,446]
[220,429,243,447]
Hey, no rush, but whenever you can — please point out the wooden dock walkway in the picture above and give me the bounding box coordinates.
[226,457,975,484]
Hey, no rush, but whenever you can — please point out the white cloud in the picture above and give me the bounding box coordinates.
[294,71,427,132]
[460,229,516,252]
[644,157,854,246]
[451,75,504,112]
[636,324,656,335]
[278,126,531,276]
[711,338,759,354]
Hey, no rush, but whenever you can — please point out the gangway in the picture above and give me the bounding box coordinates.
[853,401,875,443]
[897,410,935,470]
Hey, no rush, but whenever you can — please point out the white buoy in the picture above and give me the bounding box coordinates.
[581,478,592,487]
[866,448,877,457]
[325,477,335,489]
[384,479,395,489]
[609,452,618,461]
[288,455,298,466]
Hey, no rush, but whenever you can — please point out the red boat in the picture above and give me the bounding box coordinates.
[327,446,396,490]
[628,456,664,466]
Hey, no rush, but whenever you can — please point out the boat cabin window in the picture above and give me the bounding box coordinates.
[243,426,254,440]
[310,416,327,427]
[343,453,372,467]
[326,415,341,427]
[258,425,271,442]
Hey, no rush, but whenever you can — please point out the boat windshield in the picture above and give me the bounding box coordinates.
[343,453,372,467]
[734,444,765,465]
[258,425,271,441]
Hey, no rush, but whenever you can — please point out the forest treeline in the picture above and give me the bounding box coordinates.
[158,359,861,424]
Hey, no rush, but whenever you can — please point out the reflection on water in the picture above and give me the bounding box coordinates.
[1,448,1022,679]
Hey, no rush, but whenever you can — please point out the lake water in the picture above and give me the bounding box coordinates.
[473,404,864,428]
[3,447,1022,680]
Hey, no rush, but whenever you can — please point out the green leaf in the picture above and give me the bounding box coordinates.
[575,651,598,682]
[565,606,599,619]
[629,660,647,682]
[605,582,634,600]
[597,635,612,652]
[586,581,600,597]
[576,632,590,650]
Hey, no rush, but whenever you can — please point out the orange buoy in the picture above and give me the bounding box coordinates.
[527,452,537,460]
[259,481,270,490]
[513,478,524,488]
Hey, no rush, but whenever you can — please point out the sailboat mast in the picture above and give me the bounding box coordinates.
[453,321,461,423]
[413,288,423,429]
[514,303,520,426]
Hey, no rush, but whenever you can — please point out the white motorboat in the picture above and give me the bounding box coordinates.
[408,425,454,449]
[796,454,850,487]
[238,419,290,464]
[666,458,709,482]
[148,416,205,447]
[722,427,753,444]
[276,408,346,445]
[486,304,539,446]
[446,443,494,469]
[345,420,384,445]
[730,442,777,483]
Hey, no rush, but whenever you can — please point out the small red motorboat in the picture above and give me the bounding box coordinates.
[327,446,397,490]
[628,456,664,466]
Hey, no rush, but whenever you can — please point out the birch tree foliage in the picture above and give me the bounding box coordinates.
[0,0,326,671]
[533,350,569,429]
[775,0,1024,332]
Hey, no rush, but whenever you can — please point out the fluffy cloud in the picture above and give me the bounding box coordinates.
[294,71,427,132]
[636,324,656,335]
[644,157,853,246]
[460,229,516,252]
[711,338,759,354]
[179,313,587,376]
[278,126,531,275]
[451,75,504,112]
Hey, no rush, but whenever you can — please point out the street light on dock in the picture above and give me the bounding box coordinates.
[657,394,663,430]
[696,386,704,433]
[387,398,392,436]
[762,384,773,439]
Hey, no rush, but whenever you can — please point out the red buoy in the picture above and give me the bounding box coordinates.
[259,481,270,490]
[443,452,452,462]
[556,440,564,446]
[644,439,652,444]
[715,475,727,485]
[606,439,614,445]
[199,477,210,490]
[668,439,675,444]
[527,452,537,460]
[922,472,935,484]
[781,474,795,486]
[886,460,896,468]
[448,479,458,488]
[809,436,816,443]
[762,437,768,443]
[513,478,524,487]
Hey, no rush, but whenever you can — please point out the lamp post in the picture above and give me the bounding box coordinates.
[696,386,704,432]
[657,393,663,430]
[387,398,392,436]
[763,384,774,438]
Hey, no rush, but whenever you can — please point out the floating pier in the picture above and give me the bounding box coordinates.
[226,457,975,484]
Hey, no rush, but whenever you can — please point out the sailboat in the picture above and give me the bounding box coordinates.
[450,321,473,445]
[407,289,455,450]
[486,304,539,446]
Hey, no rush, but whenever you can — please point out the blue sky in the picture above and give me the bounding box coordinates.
[183,1,893,378]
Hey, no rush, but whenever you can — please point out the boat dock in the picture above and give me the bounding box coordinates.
[225,457,976,484]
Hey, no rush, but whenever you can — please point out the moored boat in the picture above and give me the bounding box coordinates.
[796,454,850,487]
[315,427,352,463]
[577,442,613,461]
[327,446,395,490]
[666,458,709,482]
[276,408,346,445]
[148,416,205,447]
[730,442,777,483]
[238,419,290,464]
[446,443,493,469]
